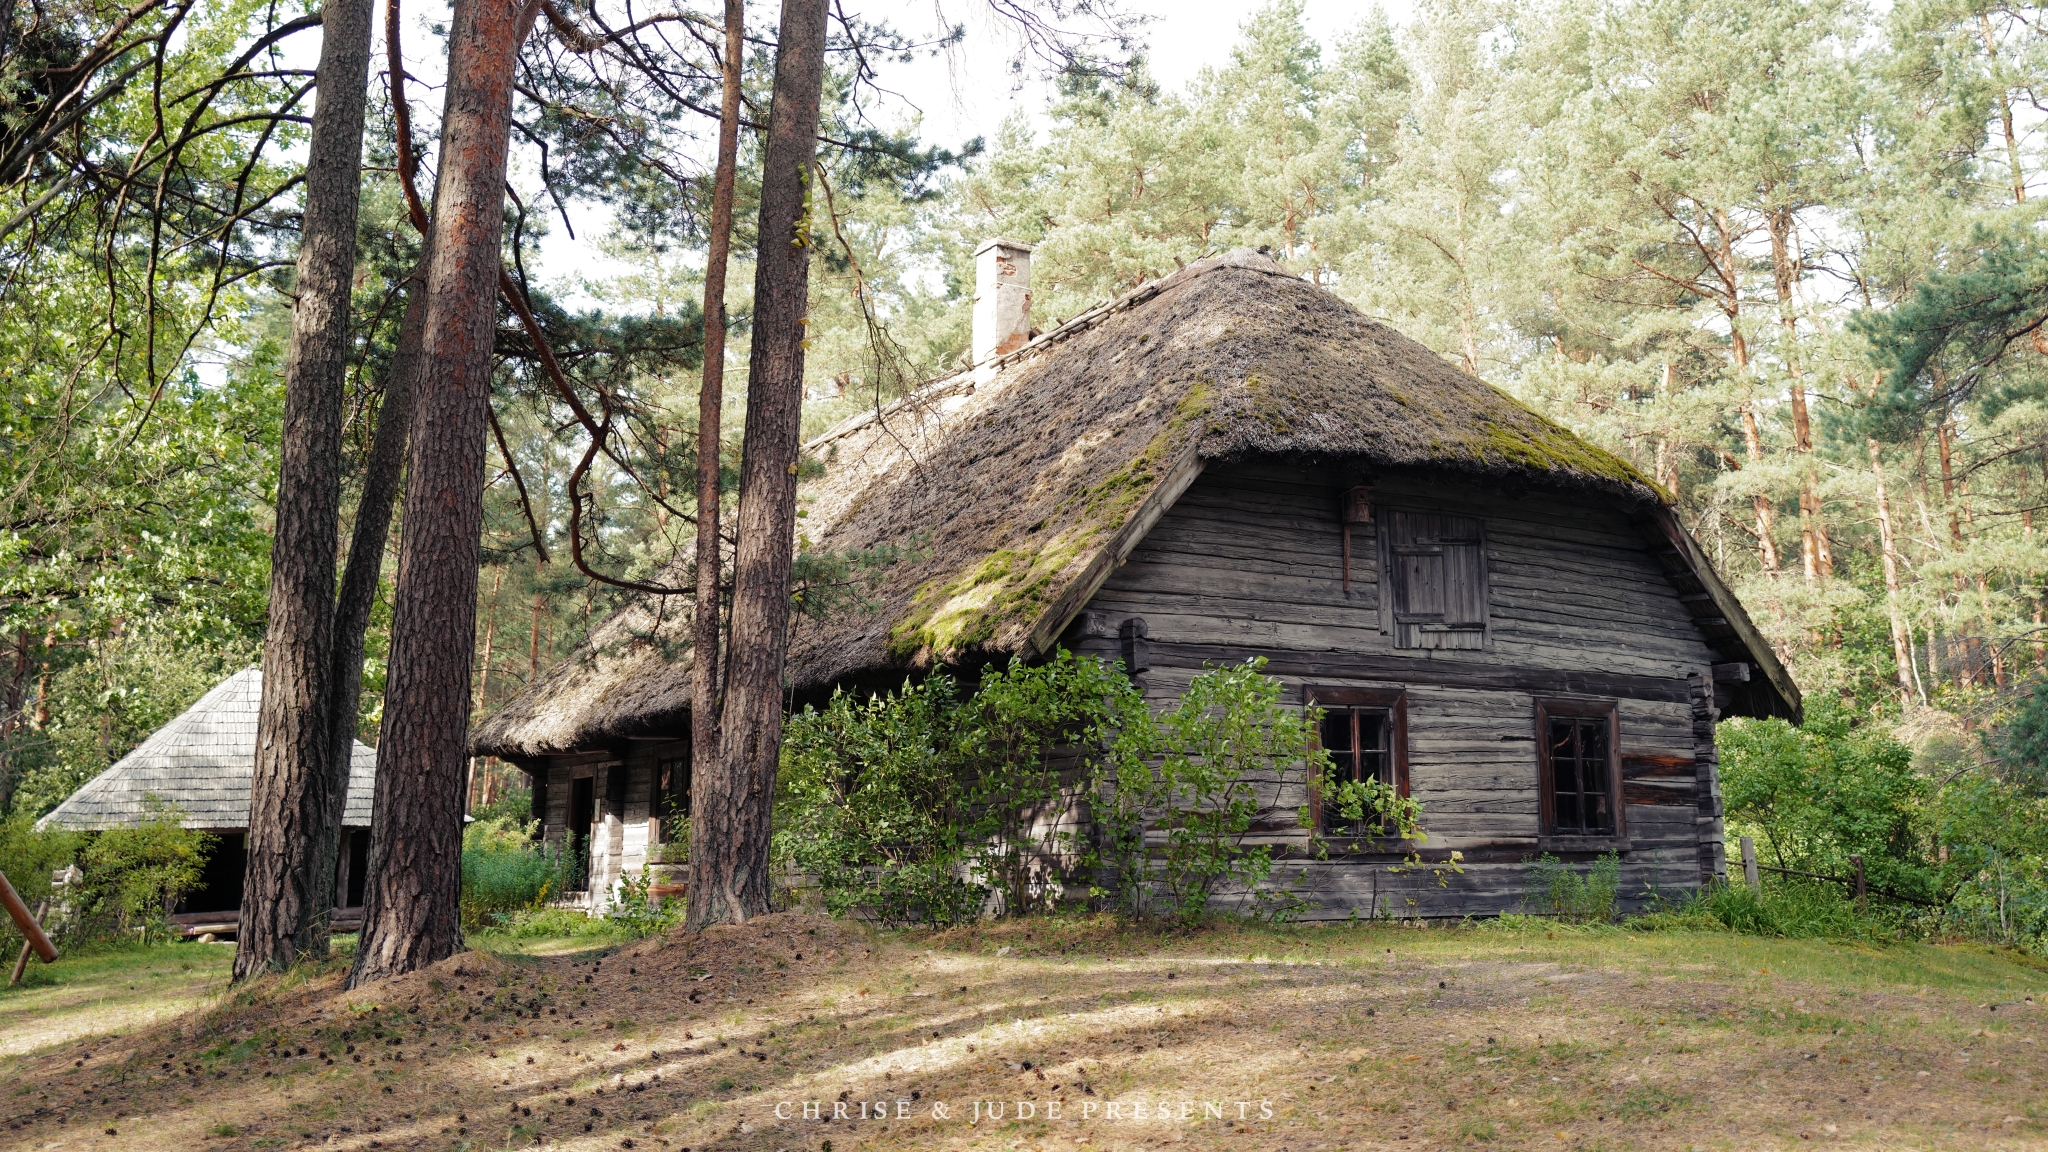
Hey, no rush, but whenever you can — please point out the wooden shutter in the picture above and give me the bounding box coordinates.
[1379,508,1488,650]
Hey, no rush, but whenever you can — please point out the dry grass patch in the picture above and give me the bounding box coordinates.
[0,916,2044,1151]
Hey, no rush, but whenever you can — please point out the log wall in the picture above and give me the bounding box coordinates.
[1064,462,1726,919]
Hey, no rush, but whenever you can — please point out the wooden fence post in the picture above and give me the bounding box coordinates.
[9,900,47,986]
[1740,837,1760,893]
[0,872,56,967]
[1851,854,1867,913]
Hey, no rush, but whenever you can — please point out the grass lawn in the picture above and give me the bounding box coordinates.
[0,915,2042,1151]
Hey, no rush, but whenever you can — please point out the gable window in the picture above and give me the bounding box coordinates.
[1378,508,1488,650]
[1536,699,1623,841]
[1306,688,1408,836]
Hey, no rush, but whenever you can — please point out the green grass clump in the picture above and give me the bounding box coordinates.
[460,816,572,929]
[1684,876,1911,941]
[467,906,633,950]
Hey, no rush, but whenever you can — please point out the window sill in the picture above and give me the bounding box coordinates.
[1536,835,1631,854]
[1316,833,1427,851]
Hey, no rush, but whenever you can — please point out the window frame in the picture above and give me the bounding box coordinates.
[1375,505,1491,650]
[1534,698,1628,850]
[1305,687,1410,839]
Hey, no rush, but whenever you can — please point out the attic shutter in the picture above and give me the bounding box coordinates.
[1380,509,1488,650]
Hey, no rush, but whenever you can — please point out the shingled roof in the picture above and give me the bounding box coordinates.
[474,250,1797,758]
[39,669,379,832]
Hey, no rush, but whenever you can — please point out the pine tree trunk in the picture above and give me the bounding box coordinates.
[1870,439,1917,705]
[304,254,426,955]
[349,0,534,987]
[237,0,376,980]
[477,567,503,712]
[688,0,829,930]
[1739,403,1779,574]
[687,0,744,901]
[1766,208,1830,583]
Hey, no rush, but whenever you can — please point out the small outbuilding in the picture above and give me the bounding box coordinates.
[475,245,1799,918]
[39,667,379,931]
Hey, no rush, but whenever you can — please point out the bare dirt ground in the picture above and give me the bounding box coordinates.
[0,915,2044,1152]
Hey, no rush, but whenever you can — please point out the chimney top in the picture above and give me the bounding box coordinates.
[974,236,1036,258]
[973,238,1035,367]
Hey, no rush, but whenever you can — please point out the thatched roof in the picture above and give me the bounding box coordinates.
[475,250,1795,757]
[39,669,379,832]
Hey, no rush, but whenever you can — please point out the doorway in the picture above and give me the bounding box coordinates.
[568,775,596,893]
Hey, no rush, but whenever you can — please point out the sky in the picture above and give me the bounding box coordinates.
[534,0,1401,293]
[851,0,1393,154]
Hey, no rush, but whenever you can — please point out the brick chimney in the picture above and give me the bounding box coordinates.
[972,238,1034,365]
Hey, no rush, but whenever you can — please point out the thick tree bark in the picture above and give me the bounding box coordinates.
[236,0,376,980]
[687,0,744,863]
[306,260,426,952]
[350,0,534,987]
[687,0,828,929]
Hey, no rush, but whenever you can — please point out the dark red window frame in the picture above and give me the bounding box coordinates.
[1306,687,1409,837]
[1535,698,1624,840]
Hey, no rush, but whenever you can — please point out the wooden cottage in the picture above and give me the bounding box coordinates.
[473,245,1798,918]
[40,668,380,934]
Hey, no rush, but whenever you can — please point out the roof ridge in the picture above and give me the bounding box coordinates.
[803,248,1291,453]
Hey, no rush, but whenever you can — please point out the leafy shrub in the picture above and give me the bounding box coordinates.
[70,806,210,941]
[468,787,533,828]
[1924,772,2048,951]
[1097,659,1327,923]
[610,868,682,938]
[460,815,571,929]
[0,815,77,916]
[1720,697,1932,900]
[1524,852,1620,923]
[777,652,1149,926]
[780,654,1429,927]
[467,906,632,944]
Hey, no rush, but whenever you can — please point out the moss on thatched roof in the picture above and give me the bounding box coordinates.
[473,251,1737,757]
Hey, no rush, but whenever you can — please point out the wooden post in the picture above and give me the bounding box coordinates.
[1740,836,1760,892]
[9,900,48,986]
[0,873,56,964]
[1851,854,1867,912]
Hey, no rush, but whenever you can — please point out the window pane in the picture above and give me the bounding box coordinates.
[1320,711,1353,753]
[1580,716,1608,764]
[1555,786,1581,833]
[1543,716,1614,836]
[1320,712,1354,770]
[1358,713,1389,785]
[1587,789,1611,834]
[1549,718,1575,762]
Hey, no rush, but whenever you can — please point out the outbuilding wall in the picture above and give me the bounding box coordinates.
[530,741,681,912]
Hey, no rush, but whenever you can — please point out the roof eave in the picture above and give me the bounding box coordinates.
[1639,505,1802,722]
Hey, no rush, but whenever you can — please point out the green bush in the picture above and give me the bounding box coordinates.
[1924,772,2048,951]
[1720,696,1932,901]
[467,906,632,944]
[777,652,1149,926]
[468,788,532,827]
[0,816,77,950]
[1097,659,1330,923]
[71,806,210,941]
[460,815,570,929]
[779,654,1427,927]
[610,868,682,938]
